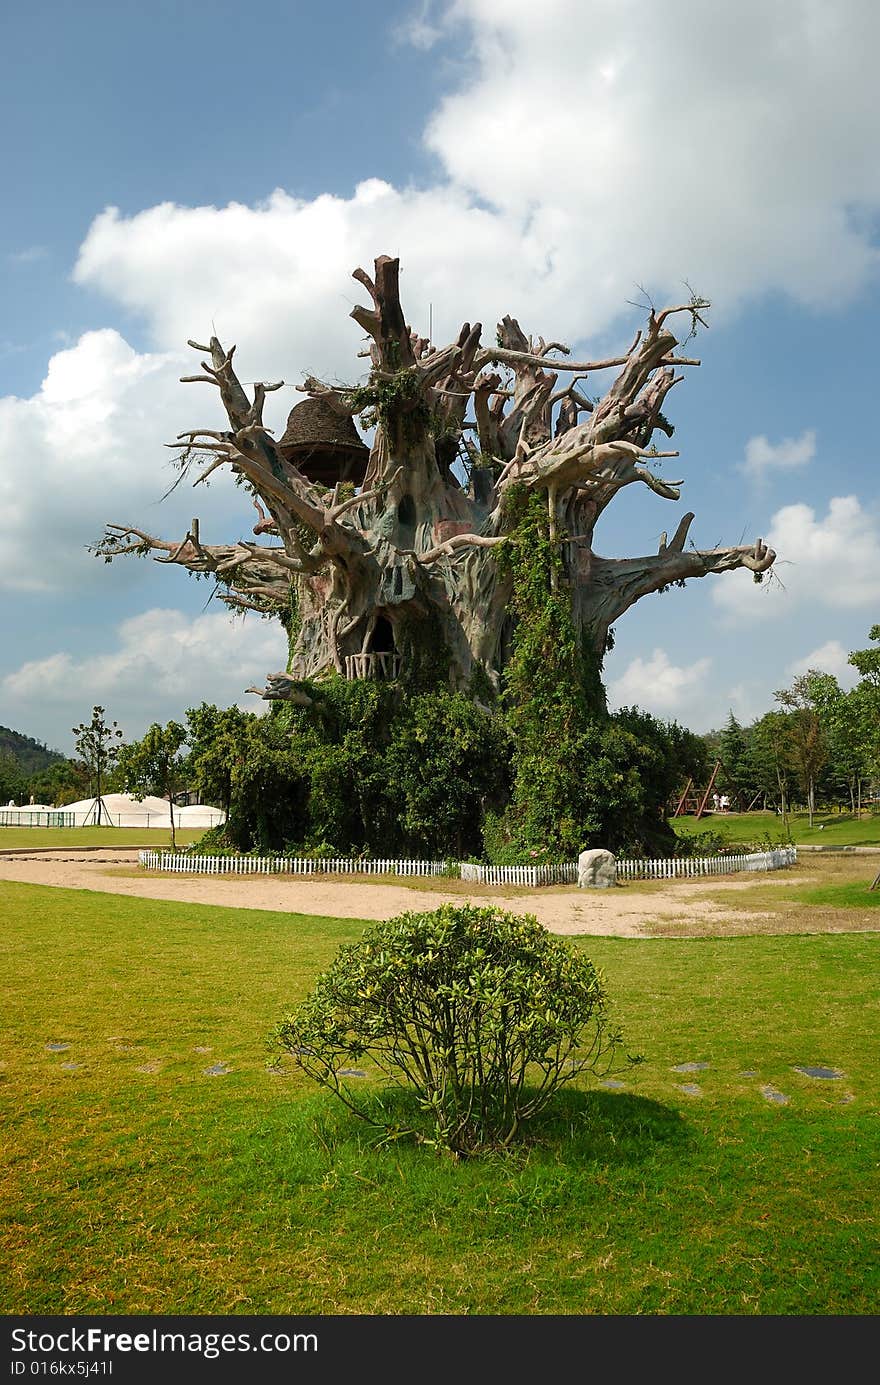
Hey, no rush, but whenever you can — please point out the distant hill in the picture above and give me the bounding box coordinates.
[0,726,65,776]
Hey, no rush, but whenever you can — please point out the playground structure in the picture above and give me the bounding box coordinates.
[670,761,764,819]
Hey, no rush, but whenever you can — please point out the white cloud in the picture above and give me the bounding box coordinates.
[713,495,880,620]
[73,187,568,375]
[425,0,880,315]
[1,607,288,749]
[741,429,816,482]
[0,330,251,592]
[787,639,857,686]
[398,0,446,49]
[70,3,880,369]
[8,245,48,265]
[606,647,711,717]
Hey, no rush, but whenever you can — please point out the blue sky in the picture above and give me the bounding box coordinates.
[2,0,879,756]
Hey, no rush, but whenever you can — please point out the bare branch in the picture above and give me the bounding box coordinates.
[475,346,631,374]
[412,533,508,566]
[326,466,405,523]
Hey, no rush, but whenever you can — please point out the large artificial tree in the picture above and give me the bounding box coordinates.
[97,255,775,707]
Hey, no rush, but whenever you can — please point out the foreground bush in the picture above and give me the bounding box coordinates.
[274,904,635,1156]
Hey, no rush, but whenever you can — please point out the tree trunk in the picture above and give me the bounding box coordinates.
[97,256,777,708]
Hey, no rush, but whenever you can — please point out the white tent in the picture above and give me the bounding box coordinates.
[57,794,225,828]
[0,802,64,826]
[176,803,226,828]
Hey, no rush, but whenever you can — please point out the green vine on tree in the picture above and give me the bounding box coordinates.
[497,486,603,729]
[343,368,430,447]
[492,487,607,857]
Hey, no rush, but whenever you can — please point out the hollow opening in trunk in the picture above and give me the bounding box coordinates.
[368,615,395,654]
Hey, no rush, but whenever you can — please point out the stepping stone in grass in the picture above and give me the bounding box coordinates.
[46,1043,70,1052]
[672,1062,709,1073]
[600,1078,626,1089]
[739,1070,758,1077]
[761,1085,790,1105]
[793,1065,843,1080]
[676,1083,702,1097]
[338,1069,367,1078]
[61,1063,81,1072]
[204,1063,232,1076]
[193,1046,212,1054]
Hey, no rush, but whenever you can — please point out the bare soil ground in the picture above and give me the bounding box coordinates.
[2,847,876,938]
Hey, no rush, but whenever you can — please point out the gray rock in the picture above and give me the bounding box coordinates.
[577,848,617,889]
[761,1085,790,1105]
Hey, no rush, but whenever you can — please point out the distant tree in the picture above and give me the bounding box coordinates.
[0,750,27,806]
[119,722,188,849]
[774,676,828,826]
[718,711,749,801]
[71,707,125,826]
[800,671,867,814]
[749,710,798,822]
[613,706,710,828]
[185,703,255,821]
[848,626,880,788]
[26,758,90,808]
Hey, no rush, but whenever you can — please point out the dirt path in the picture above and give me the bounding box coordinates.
[0,848,792,937]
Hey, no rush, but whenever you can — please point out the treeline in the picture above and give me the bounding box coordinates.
[701,625,880,824]
[0,725,64,774]
[0,727,74,805]
[0,752,92,809]
[7,624,876,858]
[2,693,708,861]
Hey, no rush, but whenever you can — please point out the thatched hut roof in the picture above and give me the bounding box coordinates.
[278,397,368,487]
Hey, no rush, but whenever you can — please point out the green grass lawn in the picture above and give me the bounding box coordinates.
[1,878,878,1315]
[0,826,206,850]
[672,809,880,849]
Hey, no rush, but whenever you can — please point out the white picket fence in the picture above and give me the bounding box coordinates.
[615,846,797,880]
[138,851,452,877]
[463,847,796,886]
[139,845,796,883]
[460,861,578,886]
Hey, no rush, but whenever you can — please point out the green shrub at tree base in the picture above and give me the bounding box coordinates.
[184,674,705,863]
[212,683,511,861]
[274,903,635,1157]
